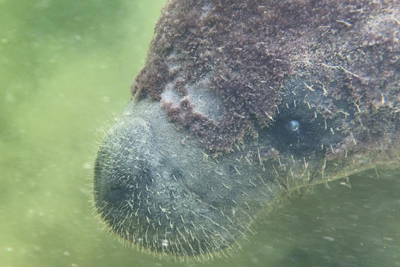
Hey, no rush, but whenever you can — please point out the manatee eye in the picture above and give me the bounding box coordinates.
[286,120,300,132]
[258,103,327,157]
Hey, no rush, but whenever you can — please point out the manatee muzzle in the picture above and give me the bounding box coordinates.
[93,101,276,259]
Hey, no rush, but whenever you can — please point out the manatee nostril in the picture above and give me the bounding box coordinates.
[107,187,128,204]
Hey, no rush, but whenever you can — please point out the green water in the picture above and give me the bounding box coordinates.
[1,1,399,267]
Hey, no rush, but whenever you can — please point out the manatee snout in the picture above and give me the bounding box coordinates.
[93,101,267,258]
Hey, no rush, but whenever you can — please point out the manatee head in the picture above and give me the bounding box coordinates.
[93,0,400,261]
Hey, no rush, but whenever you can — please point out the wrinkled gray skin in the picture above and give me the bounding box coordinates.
[94,0,400,262]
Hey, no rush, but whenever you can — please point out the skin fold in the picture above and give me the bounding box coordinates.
[93,0,400,261]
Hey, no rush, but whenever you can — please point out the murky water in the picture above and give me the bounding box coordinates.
[1,1,399,267]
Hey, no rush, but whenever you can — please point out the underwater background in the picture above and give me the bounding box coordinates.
[0,0,399,266]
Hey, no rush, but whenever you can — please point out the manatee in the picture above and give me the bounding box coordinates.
[93,0,400,261]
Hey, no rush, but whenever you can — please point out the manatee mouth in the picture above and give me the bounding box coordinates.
[93,101,272,259]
